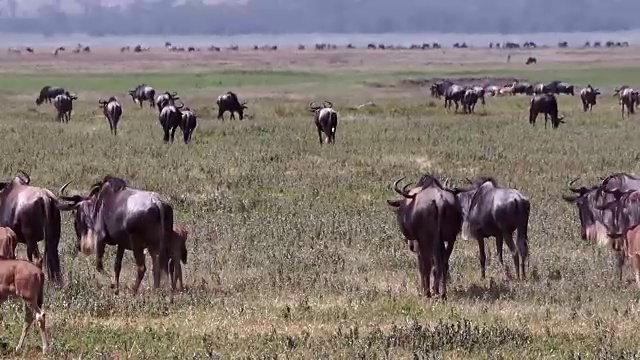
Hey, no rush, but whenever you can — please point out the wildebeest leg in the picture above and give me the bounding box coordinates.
[15,302,34,353]
[132,246,146,295]
[432,241,446,299]
[614,248,625,283]
[502,232,520,280]
[149,248,162,290]
[632,254,640,289]
[111,245,125,295]
[170,126,177,143]
[95,239,106,273]
[544,113,548,129]
[416,245,432,298]
[316,125,323,145]
[454,100,459,113]
[163,127,170,142]
[477,238,487,279]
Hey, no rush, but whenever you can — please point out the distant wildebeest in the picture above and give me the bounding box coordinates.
[179,108,197,144]
[449,177,530,280]
[53,47,65,56]
[0,227,17,259]
[121,46,130,52]
[512,82,534,95]
[128,84,156,109]
[0,172,63,283]
[444,84,466,112]
[217,91,247,121]
[580,85,601,112]
[309,101,338,145]
[533,83,550,95]
[159,99,185,143]
[614,86,639,118]
[462,88,479,114]
[546,81,575,96]
[57,176,174,295]
[485,85,501,97]
[98,97,123,136]
[386,175,462,299]
[53,92,77,123]
[526,57,537,65]
[430,80,452,98]
[168,224,188,292]
[529,93,565,129]
[155,91,179,112]
[0,255,51,354]
[35,86,65,106]
[25,47,34,53]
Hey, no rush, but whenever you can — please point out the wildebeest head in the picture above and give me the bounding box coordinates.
[446,177,499,218]
[0,170,31,191]
[64,92,78,100]
[562,177,614,245]
[308,100,333,112]
[596,189,640,238]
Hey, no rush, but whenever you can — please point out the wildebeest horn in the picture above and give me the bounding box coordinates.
[59,181,72,195]
[175,99,185,109]
[393,177,415,199]
[17,170,30,185]
[171,91,178,97]
[567,177,581,192]
[465,177,473,184]
[309,101,321,112]
[323,101,333,108]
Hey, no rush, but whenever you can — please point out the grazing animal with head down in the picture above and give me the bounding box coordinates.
[217,91,247,121]
[53,92,77,123]
[449,177,530,280]
[168,225,188,292]
[57,176,173,295]
[98,97,123,136]
[614,86,639,118]
[179,107,197,144]
[35,86,65,106]
[0,172,63,283]
[580,85,600,112]
[308,101,338,145]
[159,99,185,143]
[529,93,565,129]
[128,84,156,109]
[386,175,462,299]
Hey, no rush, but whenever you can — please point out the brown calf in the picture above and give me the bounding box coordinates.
[0,227,17,259]
[168,225,188,292]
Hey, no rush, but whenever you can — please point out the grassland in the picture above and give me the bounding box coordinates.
[1,47,640,359]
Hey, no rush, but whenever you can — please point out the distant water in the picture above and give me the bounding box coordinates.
[0,31,639,48]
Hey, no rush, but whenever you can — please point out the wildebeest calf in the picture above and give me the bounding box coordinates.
[167,225,188,292]
[309,101,338,145]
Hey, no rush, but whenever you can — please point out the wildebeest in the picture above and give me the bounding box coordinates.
[529,93,565,129]
[0,256,51,354]
[159,99,185,143]
[57,176,174,295]
[98,97,123,136]
[462,88,479,114]
[449,177,530,280]
[579,85,601,112]
[430,80,452,98]
[179,108,197,144]
[168,225,188,292]
[128,84,156,109]
[444,84,466,112]
[35,86,65,106]
[0,172,63,283]
[308,101,338,145]
[526,57,537,65]
[386,175,462,299]
[613,86,639,118]
[216,91,247,121]
[53,92,77,123]
[546,81,575,96]
[533,83,550,95]
[155,91,179,112]
[471,86,486,106]
[512,82,534,95]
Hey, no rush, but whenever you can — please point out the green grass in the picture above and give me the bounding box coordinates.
[1,65,640,359]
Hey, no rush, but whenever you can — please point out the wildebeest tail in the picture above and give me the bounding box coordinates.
[37,270,45,309]
[160,203,174,274]
[330,111,337,133]
[514,199,530,261]
[44,197,62,283]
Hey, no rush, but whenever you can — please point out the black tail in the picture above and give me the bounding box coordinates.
[514,200,530,261]
[44,198,62,283]
[37,271,45,309]
[160,203,174,274]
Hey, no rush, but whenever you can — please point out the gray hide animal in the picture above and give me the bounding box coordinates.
[159,99,185,143]
[57,176,173,295]
[462,88,479,114]
[449,177,530,280]
[155,91,179,113]
[179,107,197,144]
[529,93,565,129]
[36,86,65,106]
[128,84,156,109]
[386,175,462,299]
[579,85,600,112]
[614,86,639,118]
[53,92,77,123]
[99,97,123,136]
[217,91,247,120]
[444,84,466,112]
[308,101,338,145]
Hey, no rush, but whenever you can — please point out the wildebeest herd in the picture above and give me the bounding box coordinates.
[430,79,638,128]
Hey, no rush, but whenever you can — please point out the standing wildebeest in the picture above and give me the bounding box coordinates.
[580,85,601,112]
[57,176,173,295]
[0,172,62,283]
[444,84,466,112]
[546,81,575,96]
[216,91,247,120]
[128,84,156,109]
[180,107,197,144]
[53,92,77,123]
[526,57,537,65]
[155,91,179,112]
[449,177,530,280]
[386,175,462,299]
[98,97,123,136]
[430,80,452,99]
[512,82,534,95]
[614,86,639,118]
[35,86,65,106]
[471,86,486,106]
[462,88,479,114]
[309,101,338,145]
[529,93,565,129]
[533,83,550,94]
[159,99,185,143]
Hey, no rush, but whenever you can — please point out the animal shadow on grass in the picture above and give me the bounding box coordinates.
[450,279,514,303]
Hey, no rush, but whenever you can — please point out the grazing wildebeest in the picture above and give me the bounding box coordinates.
[0,172,63,283]
[580,85,601,112]
[217,91,247,121]
[613,86,639,118]
[35,86,65,106]
[128,84,156,109]
[155,91,179,112]
[53,92,77,123]
[529,93,565,129]
[0,256,51,354]
[168,225,188,292]
[179,107,197,144]
[98,97,123,136]
[462,88,479,114]
[512,82,533,95]
[526,57,537,65]
[449,177,530,280]
[57,176,173,295]
[386,175,462,299]
[159,99,185,143]
[0,227,17,259]
[309,101,338,145]
[444,84,466,112]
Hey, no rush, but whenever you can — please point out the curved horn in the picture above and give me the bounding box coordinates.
[323,100,333,108]
[17,170,30,185]
[175,99,185,109]
[59,180,72,196]
[465,177,473,185]
[98,98,106,104]
[171,91,178,97]
[89,184,101,197]
[393,177,416,199]
[567,177,581,192]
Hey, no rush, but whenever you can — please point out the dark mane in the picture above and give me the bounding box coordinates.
[474,176,499,187]
[415,174,443,189]
[100,175,128,192]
